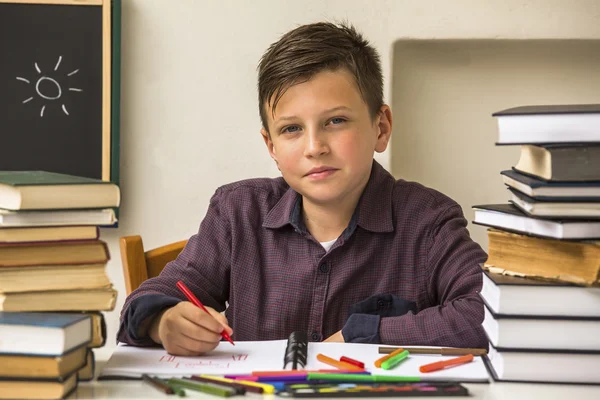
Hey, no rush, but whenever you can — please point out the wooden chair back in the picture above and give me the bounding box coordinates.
[119,235,187,295]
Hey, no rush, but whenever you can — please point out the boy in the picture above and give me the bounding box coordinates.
[118,22,488,356]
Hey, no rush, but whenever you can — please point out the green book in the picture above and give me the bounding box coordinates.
[0,171,120,211]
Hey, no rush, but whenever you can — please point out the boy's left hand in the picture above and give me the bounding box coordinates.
[324,330,345,342]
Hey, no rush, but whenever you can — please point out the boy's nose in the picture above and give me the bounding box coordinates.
[304,130,329,158]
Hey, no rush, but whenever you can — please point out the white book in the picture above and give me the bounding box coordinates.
[0,208,116,227]
[493,104,600,144]
[473,203,600,239]
[486,343,600,384]
[483,304,600,351]
[481,270,600,317]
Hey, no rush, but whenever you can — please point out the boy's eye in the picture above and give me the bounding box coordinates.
[329,117,346,125]
[282,125,300,134]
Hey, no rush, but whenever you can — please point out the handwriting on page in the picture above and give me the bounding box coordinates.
[158,353,250,370]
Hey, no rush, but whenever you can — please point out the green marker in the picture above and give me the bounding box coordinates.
[381,349,410,370]
[307,373,420,383]
[168,378,236,397]
[154,377,185,397]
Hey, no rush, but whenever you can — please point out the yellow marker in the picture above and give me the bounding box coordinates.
[198,375,275,394]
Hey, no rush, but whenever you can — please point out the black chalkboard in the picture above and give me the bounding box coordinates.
[0,2,105,180]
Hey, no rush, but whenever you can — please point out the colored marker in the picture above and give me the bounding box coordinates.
[142,374,173,395]
[155,376,185,396]
[250,369,368,376]
[378,346,487,356]
[381,349,410,370]
[307,373,421,383]
[189,376,247,394]
[374,347,404,368]
[168,378,235,397]
[199,374,275,394]
[419,354,474,373]
[340,356,365,368]
[316,353,364,371]
[176,280,234,345]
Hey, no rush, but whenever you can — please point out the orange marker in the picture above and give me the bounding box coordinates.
[316,354,364,371]
[419,354,474,373]
[374,348,404,368]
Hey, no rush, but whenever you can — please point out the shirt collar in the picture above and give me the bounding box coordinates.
[262,160,395,233]
[354,160,395,233]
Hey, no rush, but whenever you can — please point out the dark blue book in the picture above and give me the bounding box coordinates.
[0,312,91,356]
[501,170,600,200]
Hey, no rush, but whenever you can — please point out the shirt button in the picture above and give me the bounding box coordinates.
[311,331,320,341]
[377,300,386,309]
[319,263,329,273]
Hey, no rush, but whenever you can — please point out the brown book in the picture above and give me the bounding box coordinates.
[0,226,98,243]
[0,374,77,400]
[76,350,95,382]
[0,346,87,380]
[0,240,109,268]
[0,263,110,293]
[85,312,106,348]
[0,288,117,312]
[485,229,600,285]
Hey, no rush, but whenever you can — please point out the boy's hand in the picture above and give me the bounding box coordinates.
[148,302,233,356]
[323,330,345,343]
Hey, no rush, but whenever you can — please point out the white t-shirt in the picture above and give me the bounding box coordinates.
[320,238,337,252]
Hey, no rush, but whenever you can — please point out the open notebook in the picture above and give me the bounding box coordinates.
[99,340,489,382]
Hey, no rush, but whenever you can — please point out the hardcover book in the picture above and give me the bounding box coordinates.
[0,171,120,211]
[472,203,600,239]
[485,343,600,384]
[484,229,600,286]
[480,269,600,317]
[501,169,600,200]
[482,303,600,351]
[0,312,91,356]
[513,144,600,181]
[493,104,600,144]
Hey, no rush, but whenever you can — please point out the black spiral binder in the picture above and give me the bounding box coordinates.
[283,331,308,370]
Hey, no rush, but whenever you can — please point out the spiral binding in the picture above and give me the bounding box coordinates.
[283,331,308,370]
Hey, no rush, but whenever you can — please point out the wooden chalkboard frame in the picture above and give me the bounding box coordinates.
[2,0,116,182]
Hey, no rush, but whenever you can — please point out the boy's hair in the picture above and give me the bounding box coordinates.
[257,22,383,132]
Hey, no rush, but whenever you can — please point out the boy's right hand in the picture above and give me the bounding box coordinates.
[148,302,233,356]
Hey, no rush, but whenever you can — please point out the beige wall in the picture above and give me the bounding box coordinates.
[391,39,600,247]
[98,0,600,358]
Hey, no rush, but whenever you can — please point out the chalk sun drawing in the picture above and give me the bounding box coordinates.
[15,56,82,117]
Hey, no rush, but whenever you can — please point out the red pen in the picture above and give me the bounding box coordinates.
[176,280,235,345]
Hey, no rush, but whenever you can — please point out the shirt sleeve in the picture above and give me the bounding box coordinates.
[379,204,489,348]
[117,188,232,346]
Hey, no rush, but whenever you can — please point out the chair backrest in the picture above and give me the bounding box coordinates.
[119,235,187,295]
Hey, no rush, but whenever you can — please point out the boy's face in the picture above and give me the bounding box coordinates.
[261,68,392,208]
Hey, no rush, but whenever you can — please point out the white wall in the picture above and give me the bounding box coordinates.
[97,0,600,359]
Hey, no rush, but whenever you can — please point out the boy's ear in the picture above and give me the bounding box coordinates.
[260,127,278,162]
[374,105,392,153]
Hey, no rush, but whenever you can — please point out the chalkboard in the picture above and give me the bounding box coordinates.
[0,0,118,182]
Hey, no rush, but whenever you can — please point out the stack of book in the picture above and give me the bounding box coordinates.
[0,171,120,399]
[472,104,600,384]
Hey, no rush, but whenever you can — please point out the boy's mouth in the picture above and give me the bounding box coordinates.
[305,166,338,179]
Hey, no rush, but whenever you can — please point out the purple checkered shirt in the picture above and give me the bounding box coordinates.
[118,161,488,348]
